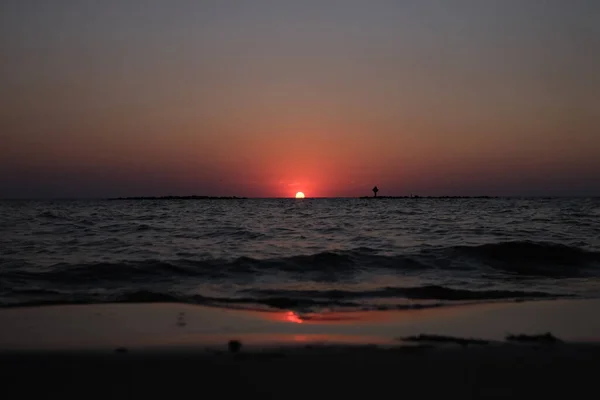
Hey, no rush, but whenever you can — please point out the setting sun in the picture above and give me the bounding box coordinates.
[295,192,305,199]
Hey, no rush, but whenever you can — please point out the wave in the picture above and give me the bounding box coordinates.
[0,288,454,312]
[9,288,65,296]
[244,285,565,301]
[445,241,600,277]
[452,241,598,264]
[1,289,360,310]
[31,260,216,283]
[1,241,598,309]
[200,227,267,240]
[0,251,418,285]
[0,283,565,311]
[116,291,360,309]
[37,210,65,220]
[2,241,599,285]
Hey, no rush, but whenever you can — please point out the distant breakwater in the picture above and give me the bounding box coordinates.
[109,196,248,200]
[110,195,500,200]
[358,195,499,199]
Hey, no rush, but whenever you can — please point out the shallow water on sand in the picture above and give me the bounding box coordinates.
[1,198,599,310]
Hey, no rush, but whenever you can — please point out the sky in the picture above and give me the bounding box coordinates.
[1,0,599,198]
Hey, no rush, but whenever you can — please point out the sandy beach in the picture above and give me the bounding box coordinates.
[1,299,600,399]
[3,0,598,397]
[3,343,600,399]
[2,298,600,351]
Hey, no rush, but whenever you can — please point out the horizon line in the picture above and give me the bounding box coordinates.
[1,195,599,201]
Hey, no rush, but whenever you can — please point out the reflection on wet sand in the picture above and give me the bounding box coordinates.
[261,306,462,325]
[1,299,600,352]
[176,333,393,347]
[255,299,600,344]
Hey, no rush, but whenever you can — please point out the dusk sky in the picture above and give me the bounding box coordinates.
[1,0,599,198]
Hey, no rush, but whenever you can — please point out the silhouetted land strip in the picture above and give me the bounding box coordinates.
[359,195,499,199]
[110,195,499,200]
[110,195,247,200]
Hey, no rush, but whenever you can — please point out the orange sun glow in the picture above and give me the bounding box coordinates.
[295,192,305,199]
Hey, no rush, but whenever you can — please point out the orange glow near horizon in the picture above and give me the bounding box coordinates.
[2,2,600,199]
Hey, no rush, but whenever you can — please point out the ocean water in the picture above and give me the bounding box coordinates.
[1,198,599,312]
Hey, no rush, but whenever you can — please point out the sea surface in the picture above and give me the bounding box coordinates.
[1,198,600,312]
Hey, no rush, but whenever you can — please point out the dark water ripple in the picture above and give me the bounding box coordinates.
[1,198,599,310]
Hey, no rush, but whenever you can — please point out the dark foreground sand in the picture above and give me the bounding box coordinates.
[1,300,600,399]
[2,344,600,399]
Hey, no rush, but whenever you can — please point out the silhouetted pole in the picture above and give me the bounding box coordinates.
[372,186,379,198]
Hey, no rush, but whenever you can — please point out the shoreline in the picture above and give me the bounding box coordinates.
[2,297,599,353]
[2,298,599,398]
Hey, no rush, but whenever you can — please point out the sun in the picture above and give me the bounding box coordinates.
[295,192,305,199]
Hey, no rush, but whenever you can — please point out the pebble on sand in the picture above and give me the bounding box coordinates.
[228,340,242,354]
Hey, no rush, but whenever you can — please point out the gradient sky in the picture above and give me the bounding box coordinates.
[1,0,599,198]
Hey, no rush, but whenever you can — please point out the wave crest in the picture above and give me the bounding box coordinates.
[2,241,599,286]
[245,285,564,301]
[448,241,600,276]
[1,241,597,308]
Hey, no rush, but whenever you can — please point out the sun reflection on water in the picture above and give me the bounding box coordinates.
[285,311,303,324]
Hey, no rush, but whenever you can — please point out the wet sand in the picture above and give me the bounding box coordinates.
[1,299,600,399]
